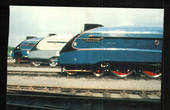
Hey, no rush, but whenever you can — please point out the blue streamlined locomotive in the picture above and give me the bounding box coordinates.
[11,37,43,63]
[58,26,163,78]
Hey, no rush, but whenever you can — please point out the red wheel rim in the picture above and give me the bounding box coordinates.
[143,70,161,78]
[112,70,132,77]
[111,67,132,78]
[16,58,21,63]
[96,70,100,73]
[93,69,104,77]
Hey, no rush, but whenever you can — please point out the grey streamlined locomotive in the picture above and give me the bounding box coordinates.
[28,34,74,67]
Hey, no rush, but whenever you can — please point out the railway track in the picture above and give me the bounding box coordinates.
[7,66,62,77]
[7,62,161,110]
[7,62,162,79]
[8,70,59,77]
[8,63,51,68]
[7,85,161,101]
[7,66,161,93]
[7,85,161,110]
[7,70,161,81]
[7,59,53,68]
[8,61,162,80]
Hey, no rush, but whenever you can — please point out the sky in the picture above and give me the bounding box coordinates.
[8,6,164,47]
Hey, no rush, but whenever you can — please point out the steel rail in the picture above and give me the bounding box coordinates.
[8,70,57,73]
[7,65,161,80]
[8,70,58,77]
[7,70,162,81]
[7,62,51,68]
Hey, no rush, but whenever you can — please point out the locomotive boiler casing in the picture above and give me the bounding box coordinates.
[58,26,163,77]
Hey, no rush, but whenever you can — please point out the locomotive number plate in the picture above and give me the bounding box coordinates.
[81,38,104,42]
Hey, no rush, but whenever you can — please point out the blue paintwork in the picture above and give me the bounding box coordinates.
[85,26,162,38]
[59,50,162,64]
[58,26,163,65]
[73,34,162,50]
[11,38,43,60]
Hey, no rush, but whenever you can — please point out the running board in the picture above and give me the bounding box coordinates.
[64,69,92,72]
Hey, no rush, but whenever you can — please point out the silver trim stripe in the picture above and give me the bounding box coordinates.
[73,47,161,52]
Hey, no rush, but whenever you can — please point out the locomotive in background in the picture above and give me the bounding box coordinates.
[10,24,102,67]
[28,34,74,67]
[10,34,73,67]
[10,37,43,63]
[58,25,163,78]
